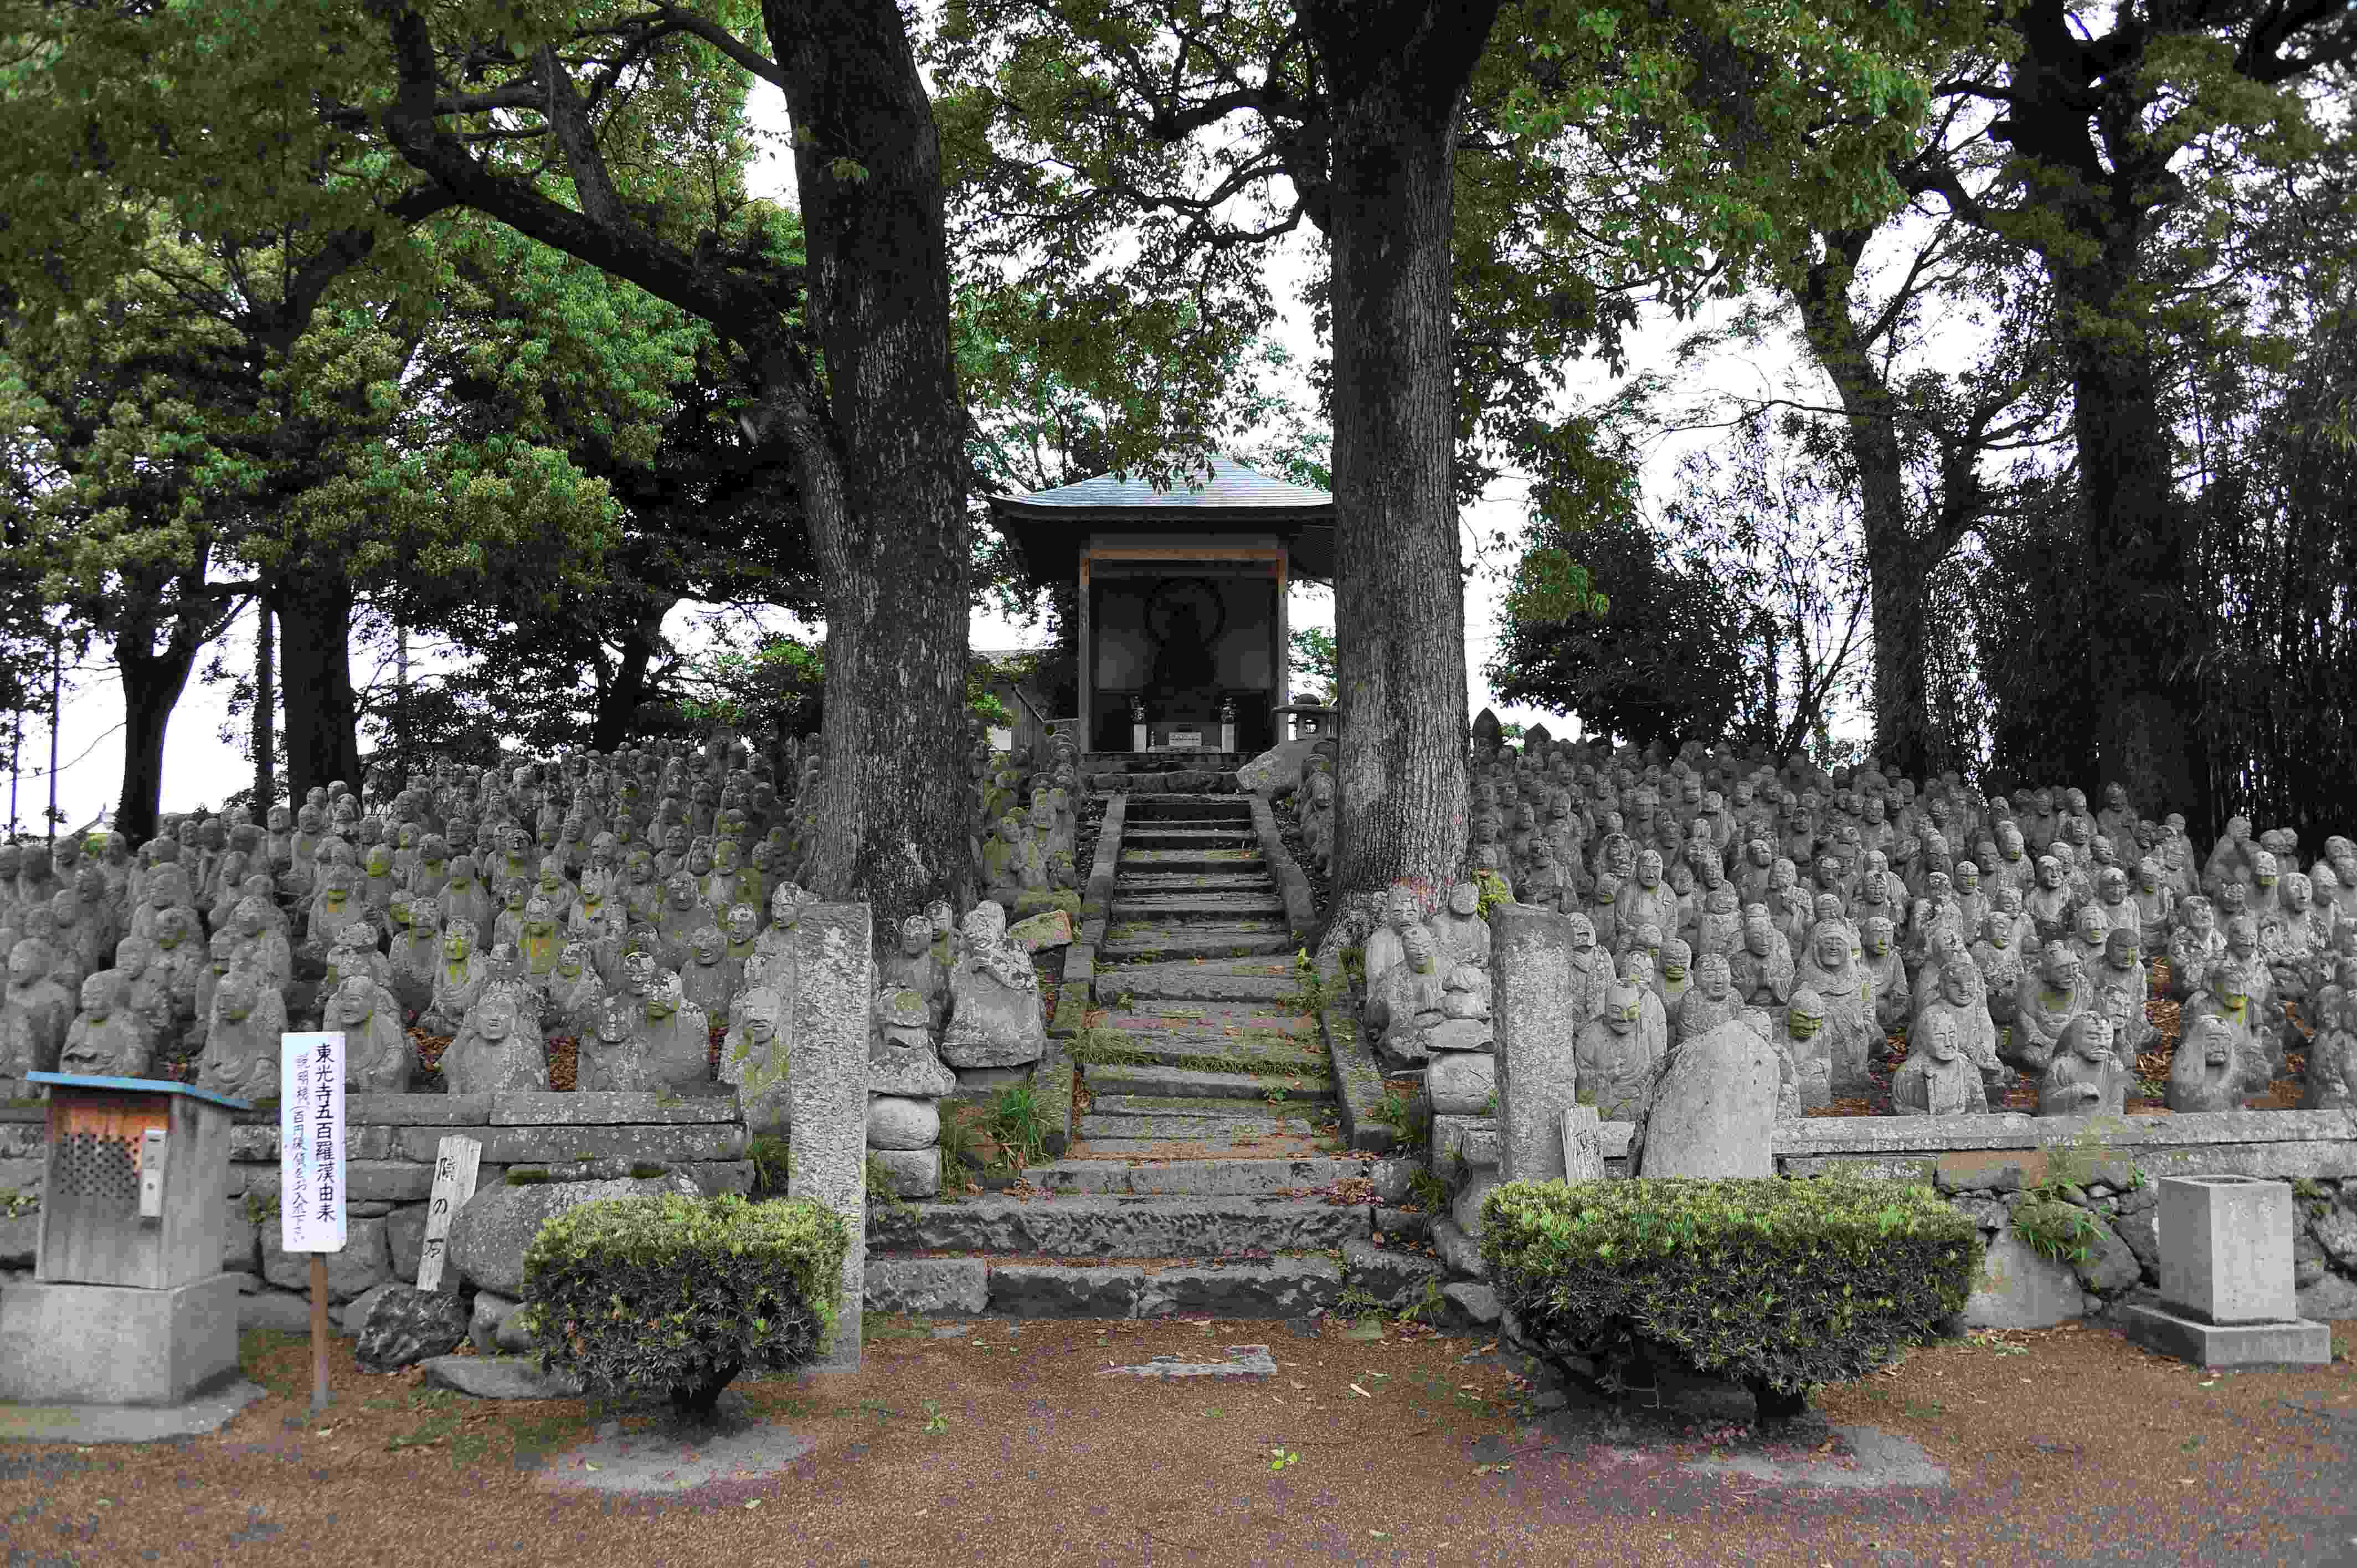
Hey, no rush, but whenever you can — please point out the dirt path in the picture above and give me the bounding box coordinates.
[4,1316,2352,1565]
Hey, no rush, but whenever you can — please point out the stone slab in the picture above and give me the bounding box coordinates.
[1491,905,1581,1183]
[1319,947,1396,1157]
[402,1123,746,1165]
[1135,1256,1342,1318]
[864,1257,990,1316]
[1100,930,1294,962]
[349,1094,491,1126]
[868,1195,1368,1257]
[419,1354,585,1401]
[1025,1157,1363,1196]
[1082,1063,1332,1102]
[1099,1345,1278,1379]
[0,1379,266,1444]
[1772,1108,2357,1155]
[1075,1113,1318,1142]
[1962,1230,2083,1329]
[1342,1240,1447,1309]
[987,1262,1143,1318]
[788,903,869,1373]
[2118,1304,2333,1369]
[534,1413,815,1495]
[490,1091,741,1126]
[0,1274,241,1405]
[1640,1020,1779,1178]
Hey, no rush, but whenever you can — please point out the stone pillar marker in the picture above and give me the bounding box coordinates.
[1491,904,1579,1183]
[789,903,871,1373]
[2121,1174,2330,1369]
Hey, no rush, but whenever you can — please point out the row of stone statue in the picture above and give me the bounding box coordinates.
[0,731,1059,1107]
[1337,726,2357,1122]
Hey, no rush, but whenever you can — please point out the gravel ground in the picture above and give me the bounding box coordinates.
[3,1313,2350,1565]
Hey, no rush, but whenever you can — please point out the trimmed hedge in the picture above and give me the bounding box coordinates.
[521,1194,850,1415]
[1481,1174,1981,1416]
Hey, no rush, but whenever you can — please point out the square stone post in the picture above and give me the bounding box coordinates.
[1491,904,1579,1184]
[789,903,871,1372]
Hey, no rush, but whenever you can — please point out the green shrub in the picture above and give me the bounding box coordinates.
[1481,1174,1982,1421]
[521,1194,850,1418]
[2011,1198,2103,1266]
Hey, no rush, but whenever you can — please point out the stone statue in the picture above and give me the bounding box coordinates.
[2168,1014,2247,1113]
[1573,981,1658,1123]
[440,988,550,1095]
[195,971,290,1101]
[417,919,485,1036]
[680,924,735,1025]
[1776,988,1834,1111]
[1563,912,1614,1024]
[1793,924,1876,1095]
[1674,952,1742,1042]
[1858,916,1909,1034]
[879,912,949,1030]
[2037,1013,2128,1117]
[577,993,653,1093]
[59,971,151,1078]
[1362,883,1423,994]
[0,941,74,1078]
[941,901,1046,1071]
[1367,923,1448,1065]
[2005,941,2091,1077]
[2300,987,2356,1110]
[1730,908,1794,1007]
[328,974,413,1092]
[1891,1012,1987,1117]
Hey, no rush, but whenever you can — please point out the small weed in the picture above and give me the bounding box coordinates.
[1335,1285,1387,1318]
[2013,1198,2102,1266]
[1267,1447,1300,1471]
[1408,1169,1450,1213]
[242,1192,281,1226]
[922,1399,949,1435]
[1265,1086,1289,1106]
[0,1189,35,1219]
[864,1154,915,1218]
[860,1400,894,1428]
[988,1081,1051,1168]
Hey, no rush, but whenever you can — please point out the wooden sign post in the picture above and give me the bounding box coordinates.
[414,1135,482,1293]
[280,1031,346,1417]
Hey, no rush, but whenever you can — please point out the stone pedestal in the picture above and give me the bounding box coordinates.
[0,1273,241,1405]
[788,904,871,1373]
[2121,1174,2329,1369]
[1491,906,1578,1183]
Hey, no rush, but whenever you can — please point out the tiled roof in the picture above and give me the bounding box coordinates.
[999,455,1331,512]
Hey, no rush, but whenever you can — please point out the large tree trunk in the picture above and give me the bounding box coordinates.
[112,614,202,845]
[589,601,673,752]
[2056,262,2205,826]
[764,0,971,924]
[1794,239,1940,780]
[274,570,363,800]
[1302,0,1498,910]
[252,600,277,813]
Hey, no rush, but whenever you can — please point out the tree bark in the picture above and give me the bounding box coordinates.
[763,0,972,923]
[112,612,202,845]
[589,602,674,752]
[1794,238,1939,780]
[253,599,277,813]
[274,571,363,800]
[1301,0,1499,909]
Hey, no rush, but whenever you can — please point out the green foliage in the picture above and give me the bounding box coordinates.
[864,1154,915,1218]
[521,1194,849,1416]
[1481,1175,1982,1399]
[1,1189,37,1220]
[748,1135,792,1199]
[1288,627,1339,704]
[987,1081,1051,1169]
[504,1168,552,1187]
[2010,1199,2104,1268]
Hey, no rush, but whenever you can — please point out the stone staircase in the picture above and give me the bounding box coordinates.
[862,783,1428,1322]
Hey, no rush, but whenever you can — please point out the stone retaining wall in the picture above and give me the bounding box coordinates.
[0,1091,753,1329]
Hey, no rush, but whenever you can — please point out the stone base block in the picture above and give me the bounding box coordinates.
[871,1147,941,1199]
[0,1274,242,1406]
[2119,1304,2332,1369]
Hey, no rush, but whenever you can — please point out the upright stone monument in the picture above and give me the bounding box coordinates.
[789,904,871,1372]
[2120,1175,2330,1368]
[1491,904,1580,1182]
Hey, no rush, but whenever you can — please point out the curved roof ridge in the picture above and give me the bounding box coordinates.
[996,453,1332,511]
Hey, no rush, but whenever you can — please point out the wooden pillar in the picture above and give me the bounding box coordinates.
[1077,550,1093,754]
[1273,551,1289,747]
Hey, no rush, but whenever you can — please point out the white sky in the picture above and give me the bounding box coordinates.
[23,73,1838,832]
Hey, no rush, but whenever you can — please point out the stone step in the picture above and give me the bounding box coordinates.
[864,1254,1345,1321]
[1080,1034,1326,1079]
[1077,1112,1321,1142]
[1072,1133,1339,1158]
[1119,849,1268,873]
[1023,1156,1363,1196]
[1113,874,1278,896]
[1087,1094,1312,1121]
[1081,1062,1332,1101]
[1083,751,1244,771]
[1119,826,1263,850]
[1096,964,1304,1004]
[1098,927,1294,963]
[1113,1002,1320,1030]
[1121,795,1255,822]
[866,1194,1369,1258]
[1087,767,1235,795]
[1108,895,1289,922]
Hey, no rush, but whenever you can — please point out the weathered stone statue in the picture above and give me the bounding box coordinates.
[1362,883,1423,993]
[1730,908,1795,1007]
[1891,1012,1987,1117]
[2005,941,2091,1077]
[441,988,550,1095]
[2167,1015,2247,1112]
[2181,955,2273,1089]
[941,901,1046,1071]
[194,972,289,1102]
[1674,952,1742,1042]
[417,919,485,1036]
[1858,916,1910,1034]
[1367,923,1448,1066]
[879,911,949,1031]
[1563,912,1614,1024]
[577,993,653,1094]
[2301,987,2356,1110]
[1776,987,1834,1111]
[59,971,151,1078]
[2037,1013,2128,1117]
[0,941,74,1078]
[1573,981,1658,1122]
[1793,925,1876,1095]
[329,974,413,1092]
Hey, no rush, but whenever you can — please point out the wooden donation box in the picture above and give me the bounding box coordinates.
[0,1073,251,1407]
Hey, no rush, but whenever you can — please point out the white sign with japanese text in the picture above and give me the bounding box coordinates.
[279,1031,347,1252]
